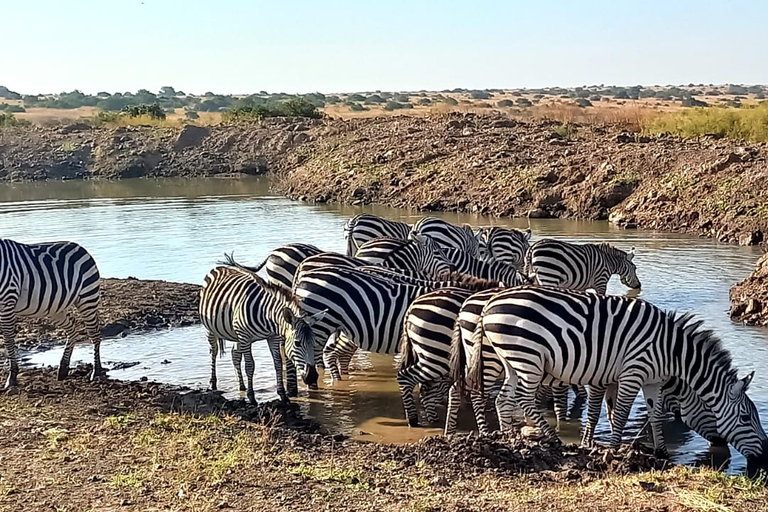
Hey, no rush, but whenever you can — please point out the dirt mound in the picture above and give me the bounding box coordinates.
[16,277,200,351]
[730,252,768,326]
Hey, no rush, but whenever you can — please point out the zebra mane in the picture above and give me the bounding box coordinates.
[597,242,628,257]
[439,271,501,291]
[670,310,739,383]
[217,252,299,307]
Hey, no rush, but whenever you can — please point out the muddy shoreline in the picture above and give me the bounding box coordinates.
[4,366,755,512]
[16,277,200,351]
[3,115,768,325]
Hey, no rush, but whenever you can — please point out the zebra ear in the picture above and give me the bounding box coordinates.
[282,308,296,324]
[410,232,426,244]
[742,370,755,391]
[524,228,532,241]
[305,309,327,326]
[626,247,635,262]
[731,370,755,398]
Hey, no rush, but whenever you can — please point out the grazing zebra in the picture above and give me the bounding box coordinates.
[444,248,528,284]
[524,239,641,295]
[247,243,324,293]
[480,286,768,464]
[411,217,483,257]
[482,227,531,269]
[604,377,726,448]
[397,283,501,427]
[355,235,454,280]
[0,239,103,387]
[344,214,411,256]
[199,260,322,404]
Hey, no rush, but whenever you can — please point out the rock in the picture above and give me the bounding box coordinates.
[535,192,562,207]
[738,231,763,246]
[352,187,366,199]
[616,133,634,143]
[527,208,551,219]
[745,299,762,316]
[174,125,210,151]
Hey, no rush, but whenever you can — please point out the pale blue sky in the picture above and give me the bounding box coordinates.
[4,0,766,95]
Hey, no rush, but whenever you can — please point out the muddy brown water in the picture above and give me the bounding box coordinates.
[3,176,766,473]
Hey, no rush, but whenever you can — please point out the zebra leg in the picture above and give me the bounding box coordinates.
[574,385,589,400]
[267,336,289,403]
[322,333,342,382]
[231,344,246,391]
[235,340,256,405]
[55,312,89,381]
[552,384,569,428]
[1,308,18,388]
[207,331,219,390]
[396,365,421,427]
[495,361,519,431]
[470,389,490,435]
[517,379,558,441]
[419,378,448,425]
[604,383,618,432]
[80,302,105,381]
[582,385,607,447]
[285,358,298,397]
[338,344,356,376]
[642,383,668,458]
[607,379,643,449]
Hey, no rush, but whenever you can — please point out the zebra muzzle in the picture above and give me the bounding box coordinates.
[303,365,319,389]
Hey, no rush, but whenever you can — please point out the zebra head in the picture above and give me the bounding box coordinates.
[720,371,768,471]
[476,227,490,261]
[617,247,641,289]
[281,308,325,389]
[410,232,456,278]
[420,378,450,424]
[461,224,482,257]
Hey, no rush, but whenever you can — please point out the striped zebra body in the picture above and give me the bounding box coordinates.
[199,261,321,404]
[483,227,531,269]
[481,286,768,464]
[445,248,527,285]
[250,243,324,293]
[411,217,483,257]
[355,236,453,279]
[605,377,725,447]
[0,239,103,386]
[344,214,411,256]
[524,239,641,295]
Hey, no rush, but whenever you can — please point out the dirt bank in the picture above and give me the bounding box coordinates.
[16,277,200,350]
[731,253,768,326]
[0,366,762,512]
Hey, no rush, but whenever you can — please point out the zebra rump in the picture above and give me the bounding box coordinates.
[344,213,412,256]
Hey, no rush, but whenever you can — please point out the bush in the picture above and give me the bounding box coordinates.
[364,95,385,104]
[644,102,768,142]
[442,97,458,106]
[417,98,432,106]
[0,103,25,113]
[497,99,514,108]
[475,102,493,108]
[184,109,199,120]
[516,98,532,107]
[347,103,368,112]
[727,84,748,95]
[0,112,30,127]
[681,97,708,107]
[383,101,413,111]
[122,103,166,120]
[222,98,322,122]
[469,90,491,99]
[393,93,409,102]
[589,95,602,101]
[347,94,366,102]
[325,95,341,104]
[574,98,593,108]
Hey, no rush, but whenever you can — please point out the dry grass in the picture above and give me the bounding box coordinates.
[644,102,768,142]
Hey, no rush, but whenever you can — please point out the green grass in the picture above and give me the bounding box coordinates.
[644,102,768,142]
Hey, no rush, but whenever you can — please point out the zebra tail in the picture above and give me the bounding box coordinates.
[448,318,467,394]
[218,252,265,275]
[344,215,361,256]
[522,247,535,282]
[465,316,485,394]
[396,320,415,372]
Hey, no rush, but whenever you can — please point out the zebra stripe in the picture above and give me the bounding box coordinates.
[248,243,323,293]
[411,216,483,257]
[199,260,322,403]
[483,227,531,269]
[481,286,768,464]
[355,235,453,280]
[344,214,411,256]
[444,248,527,285]
[524,239,641,295]
[605,377,725,448]
[0,239,103,387]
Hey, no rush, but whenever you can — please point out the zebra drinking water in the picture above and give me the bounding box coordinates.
[524,239,640,295]
[344,214,412,256]
[411,217,484,257]
[480,286,768,467]
[0,239,104,387]
[482,227,531,269]
[199,258,323,404]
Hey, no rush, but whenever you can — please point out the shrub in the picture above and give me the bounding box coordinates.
[0,103,25,113]
[184,109,199,120]
[575,98,593,108]
[681,97,708,107]
[516,98,533,107]
[644,102,768,142]
[442,97,458,106]
[393,93,409,102]
[589,95,601,101]
[347,103,368,112]
[417,98,431,106]
[0,112,30,127]
[469,90,491,99]
[383,101,413,111]
[727,84,748,95]
[497,99,514,108]
[364,95,385,104]
[347,94,366,102]
[121,103,166,120]
[475,102,492,108]
[325,95,341,104]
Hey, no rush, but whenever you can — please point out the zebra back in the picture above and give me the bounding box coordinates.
[445,248,524,285]
[344,214,411,256]
[356,236,453,279]
[295,252,364,284]
[485,227,531,269]
[411,216,482,256]
[255,243,324,292]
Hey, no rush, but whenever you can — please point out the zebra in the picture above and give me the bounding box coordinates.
[411,217,483,257]
[480,286,768,465]
[482,227,531,269]
[199,258,323,404]
[397,283,503,427]
[444,248,528,285]
[0,239,104,387]
[247,243,323,293]
[524,239,641,295]
[604,377,726,449]
[344,214,411,256]
[354,235,454,280]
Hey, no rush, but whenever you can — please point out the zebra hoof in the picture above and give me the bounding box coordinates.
[5,376,18,389]
[278,393,291,404]
[708,436,728,448]
[287,388,299,398]
[90,369,107,381]
[408,417,419,428]
[654,448,670,459]
[239,384,247,392]
[57,366,69,381]
[247,391,257,405]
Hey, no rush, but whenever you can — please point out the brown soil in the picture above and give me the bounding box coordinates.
[2,366,761,512]
[16,277,200,351]
[731,252,768,326]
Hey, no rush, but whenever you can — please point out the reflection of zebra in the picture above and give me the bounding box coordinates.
[249,243,323,292]
[1,239,104,387]
[412,217,483,257]
[482,227,531,269]
[605,377,726,448]
[524,239,641,295]
[355,236,454,279]
[199,261,322,404]
[344,214,411,256]
[481,286,767,463]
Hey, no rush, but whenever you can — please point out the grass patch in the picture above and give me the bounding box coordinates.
[552,122,578,139]
[291,463,367,487]
[43,427,69,449]
[105,414,136,429]
[644,102,768,142]
[109,471,145,489]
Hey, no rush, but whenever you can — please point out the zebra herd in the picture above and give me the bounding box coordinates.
[1,211,767,470]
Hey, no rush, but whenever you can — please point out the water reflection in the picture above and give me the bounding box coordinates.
[4,176,768,473]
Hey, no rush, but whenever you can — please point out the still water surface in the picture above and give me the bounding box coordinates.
[2,177,766,472]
